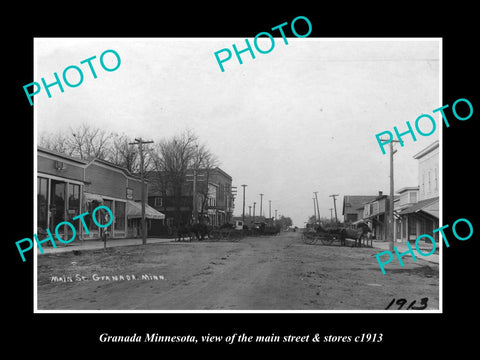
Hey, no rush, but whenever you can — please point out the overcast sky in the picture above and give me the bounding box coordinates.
[35,38,440,226]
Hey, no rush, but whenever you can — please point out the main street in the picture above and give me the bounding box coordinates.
[37,231,439,310]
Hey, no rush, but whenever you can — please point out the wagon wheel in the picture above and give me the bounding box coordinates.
[303,233,317,245]
[320,235,335,246]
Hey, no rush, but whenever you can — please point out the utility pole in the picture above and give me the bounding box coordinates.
[253,202,256,223]
[259,193,263,218]
[192,167,197,224]
[275,209,277,220]
[380,138,399,252]
[129,138,154,245]
[389,140,399,252]
[269,200,271,219]
[192,144,199,224]
[312,197,317,224]
[241,184,247,223]
[329,208,333,223]
[248,205,252,217]
[329,194,339,224]
[314,191,320,223]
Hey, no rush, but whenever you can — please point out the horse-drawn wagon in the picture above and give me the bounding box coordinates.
[302,222,372,247]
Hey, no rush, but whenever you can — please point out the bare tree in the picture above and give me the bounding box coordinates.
[194,144,220,224]
[38,124,112,161]
[69,124,112,160]
[149,130,198,226]
[106,133,139,173]
[39,131,76,156]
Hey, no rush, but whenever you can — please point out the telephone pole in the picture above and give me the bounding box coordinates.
[253,202,256,223]
[241,184,247,223]
[314,191,320,223]
[259,193,264,218]
[312,197,317,223]
[248,205,252,217]
[269,200,272,219]
[129,138,154,245]
[329,208,333,223]
[329,194,339,224]
[380,138,399,252]
[388,139,399,252]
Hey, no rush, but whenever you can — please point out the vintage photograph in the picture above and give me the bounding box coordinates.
[34,38,441,311]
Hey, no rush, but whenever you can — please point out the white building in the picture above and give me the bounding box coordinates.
[395,141,439,242]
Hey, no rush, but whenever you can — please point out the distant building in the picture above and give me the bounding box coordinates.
[394,186,419,241]
[342,195,378,224]
[147,167,234,234]
[361,191,398,241]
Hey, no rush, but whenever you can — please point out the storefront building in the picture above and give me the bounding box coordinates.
[37,147,164,241]
[393,141,439,243]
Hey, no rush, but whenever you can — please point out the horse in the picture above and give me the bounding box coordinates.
[190,223,211,241]
[174,224,193,242]
[354,223,372,247]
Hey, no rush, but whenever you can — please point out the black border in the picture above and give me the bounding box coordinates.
[6,4,479,353]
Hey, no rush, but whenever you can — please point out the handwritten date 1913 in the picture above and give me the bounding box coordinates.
[385,297,429,310]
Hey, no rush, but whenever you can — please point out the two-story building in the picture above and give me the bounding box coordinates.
[361,191,398,241]
[37,147,164,242]
[394,186,419,241]
[147,167,234,235]
[342,195,378,224]
[396,141,439,243]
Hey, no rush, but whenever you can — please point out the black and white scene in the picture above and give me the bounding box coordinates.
[34,38,441,311]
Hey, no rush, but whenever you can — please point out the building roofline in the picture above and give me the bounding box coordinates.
[86,157,146,182]
[396,186,419,194]
[413,140,439,159]
[37,146,89,165]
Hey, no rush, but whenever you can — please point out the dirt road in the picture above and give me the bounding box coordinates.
[37,231,439,310]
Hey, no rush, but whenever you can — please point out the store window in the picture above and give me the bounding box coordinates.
[50,180,65,230]
[37,177,49,230]
[115,201,126,233]
[103,199,114,233]
[67,183,80,226]
[86,200,102,236]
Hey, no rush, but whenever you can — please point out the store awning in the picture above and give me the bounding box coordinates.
[399,197,439,219]
[83,192,104,203]
[127,200,165,220]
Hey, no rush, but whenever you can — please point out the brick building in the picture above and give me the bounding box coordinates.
[147,167,234,235]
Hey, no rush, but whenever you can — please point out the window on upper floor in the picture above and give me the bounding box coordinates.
[154,197,163,208]
[410,191,417,203]
[428,171,431,193]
